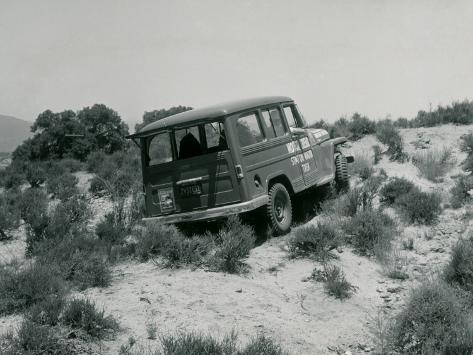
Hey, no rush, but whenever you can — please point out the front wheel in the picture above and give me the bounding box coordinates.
[267,183,292,235]
[335,154,349,190]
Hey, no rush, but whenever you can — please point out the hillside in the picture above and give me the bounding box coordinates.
[0,114,32,152]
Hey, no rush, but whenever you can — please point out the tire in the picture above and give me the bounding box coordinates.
[267,183,292,235]
[335,154,349,189]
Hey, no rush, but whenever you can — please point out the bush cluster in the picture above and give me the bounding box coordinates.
[376,122,407,162]
[379,177,416,205]
[0,262,64,315]
[412,148,455,182]
[288,222,339,261]
[390,281,473,354]
[395,189,442,224]
[343,209,394,257]
[444,236,473,294]
[311,264,357,300]
[62,298,118,338]
[157,332,287,355]
[450,175,473,208]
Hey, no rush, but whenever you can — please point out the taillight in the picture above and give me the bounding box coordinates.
[235,164,244,179]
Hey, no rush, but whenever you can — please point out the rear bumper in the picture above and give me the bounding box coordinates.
[143,195,269,224]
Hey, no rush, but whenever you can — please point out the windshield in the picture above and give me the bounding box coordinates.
[146,121,227,166]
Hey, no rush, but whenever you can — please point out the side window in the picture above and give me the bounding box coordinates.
[205,122,227,151]
[269,108,286,136]
[283,105,298,128]
[148,132,172,166]
[261,111,276,139]
[237,113,264,147]
[175,126,202,159]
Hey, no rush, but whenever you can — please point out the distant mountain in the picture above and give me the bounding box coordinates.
[0,114,32,152]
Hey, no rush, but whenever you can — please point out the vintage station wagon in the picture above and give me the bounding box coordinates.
[128,96,352,234]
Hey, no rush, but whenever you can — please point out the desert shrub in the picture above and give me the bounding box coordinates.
[89,175,107,195]
[25,194,90,255]
[412,148,455,182]
[25,161,46,188]
[314,264,358,300]
[444,236,473,294]
[26,294,65,326]
[160,332,237,355]
[376,123,407,162]
[62,298,118,338]
[0,190,21,240]
[372,145,383,164]
[329,117,351,139]
[395,189,442,224]
[46,172,79,200]
[343,209,394,257]
[379,177,416,205]
[35,233,111,290]
[96,212,127,244]
[0,319,74,355]
[58,158,83,172]
[288,222,339,261]
[0,262,64,315]
[450,175,473,208]
[382,250,410,280]
[390,281,473,354]
[348,113,376,140]
[136,222,212,267]
[0,165,25,189]
[350,152,373,180]
[238,335,288,355]
[86,151,107,173]
[461,133,473,173]
[19,188,50,254]
[212,216,256,273]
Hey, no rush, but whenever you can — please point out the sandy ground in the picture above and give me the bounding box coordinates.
[1,124,473,354]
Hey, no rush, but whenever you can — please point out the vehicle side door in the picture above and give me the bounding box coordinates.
[282,104,319,187]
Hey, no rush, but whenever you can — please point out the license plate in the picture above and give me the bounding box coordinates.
[179,183,202,197]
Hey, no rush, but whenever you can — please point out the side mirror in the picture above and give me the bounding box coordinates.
[290,127,305,136]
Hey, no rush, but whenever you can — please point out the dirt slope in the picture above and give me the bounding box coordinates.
[1,123,472,354]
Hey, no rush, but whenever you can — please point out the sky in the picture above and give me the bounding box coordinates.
[1,0,473,130]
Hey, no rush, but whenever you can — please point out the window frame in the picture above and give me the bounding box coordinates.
[235,111,266,148]
[282,104,304,128]
[145,119,228,166]
[259,106,287,139]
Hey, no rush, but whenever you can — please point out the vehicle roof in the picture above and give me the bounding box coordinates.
[131,96,293,137]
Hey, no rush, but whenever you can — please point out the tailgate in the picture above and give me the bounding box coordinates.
[144,150,241,217]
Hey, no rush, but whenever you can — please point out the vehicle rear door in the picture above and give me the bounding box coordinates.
[143,123,241,217]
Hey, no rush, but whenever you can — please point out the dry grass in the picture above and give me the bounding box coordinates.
[412,147,455,182]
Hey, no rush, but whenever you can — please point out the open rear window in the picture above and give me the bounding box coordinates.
[146,121,227,166]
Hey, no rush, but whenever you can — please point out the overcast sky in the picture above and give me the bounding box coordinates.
[1,0,473,129]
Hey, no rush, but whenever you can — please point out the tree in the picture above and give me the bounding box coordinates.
[135,106,193,132]
[12,104,130,163]
[78,104,129,154]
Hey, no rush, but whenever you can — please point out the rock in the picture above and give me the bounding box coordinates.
[387,286,402,293]
[337,246,344,253]
[235,288,242,293]
[301,277,310,282]
[376,288,383,293]
[139,297,151,304]
[431,247,445,253]
[380,294,391,299]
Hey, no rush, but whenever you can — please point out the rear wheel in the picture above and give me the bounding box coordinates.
[267,183,292,235]
[335,154,349,190]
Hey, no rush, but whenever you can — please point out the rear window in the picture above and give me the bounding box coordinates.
[146,121,227,166]
[148,132,173,165]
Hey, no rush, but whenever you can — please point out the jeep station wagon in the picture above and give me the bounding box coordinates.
[128,96,352,234]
